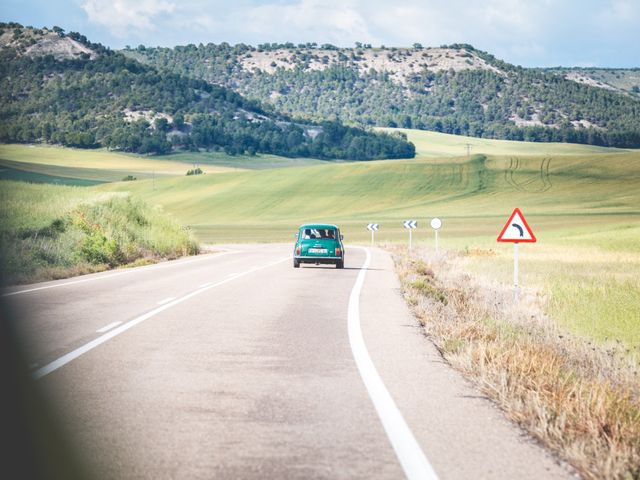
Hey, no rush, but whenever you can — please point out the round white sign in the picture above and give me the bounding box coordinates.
[430,217,442,230]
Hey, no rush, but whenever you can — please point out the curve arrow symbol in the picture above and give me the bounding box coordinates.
[511,223,524,237]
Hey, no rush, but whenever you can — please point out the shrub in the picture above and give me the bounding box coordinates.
[78,232,121,265]
[0,182,199,285]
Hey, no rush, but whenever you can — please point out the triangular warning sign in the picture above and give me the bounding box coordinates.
[497,208,536,243]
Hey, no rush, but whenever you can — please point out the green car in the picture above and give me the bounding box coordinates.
[293,224,344,269]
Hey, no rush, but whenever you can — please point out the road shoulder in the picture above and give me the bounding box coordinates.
[358,247,574,479]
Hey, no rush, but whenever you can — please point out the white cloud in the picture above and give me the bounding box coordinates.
[80,0,176,37]
[198,0,557,51]
[239,0,373,45]
[75,0,639,66]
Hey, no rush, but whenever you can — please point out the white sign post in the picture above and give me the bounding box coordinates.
[497,208,536,302]
[367,223,379,245]
[403,220,417,251]
[430,217,442,253]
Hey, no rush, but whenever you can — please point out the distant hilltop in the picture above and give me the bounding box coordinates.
[125,41,640,96]
[0,22,104,60]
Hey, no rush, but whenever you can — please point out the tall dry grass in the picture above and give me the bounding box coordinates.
[392,246,640,480]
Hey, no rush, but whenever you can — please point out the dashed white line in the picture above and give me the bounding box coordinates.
[2,250,238,297]
[348,247,439,480]
[157,297,175,305]
[33,256,290,380]
[96,321,122,333]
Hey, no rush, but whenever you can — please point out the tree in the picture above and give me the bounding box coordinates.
[173,113,185,130]
[154,117,170,133]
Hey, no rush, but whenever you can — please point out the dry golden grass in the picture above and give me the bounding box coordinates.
[392,246,640,480]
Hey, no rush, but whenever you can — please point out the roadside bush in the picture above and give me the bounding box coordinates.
[77,232,121,265]
[71,196,198,266]
[0,181,199,285]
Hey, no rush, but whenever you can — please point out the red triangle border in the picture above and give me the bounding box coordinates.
[497,208,537,243]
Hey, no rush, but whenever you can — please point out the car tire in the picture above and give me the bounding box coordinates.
[336,259,344,269]
[293,258,300,268]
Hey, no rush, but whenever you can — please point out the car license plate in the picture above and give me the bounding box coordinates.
[309,248,328,254]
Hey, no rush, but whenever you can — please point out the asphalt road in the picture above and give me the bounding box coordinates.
[3,245,573,479]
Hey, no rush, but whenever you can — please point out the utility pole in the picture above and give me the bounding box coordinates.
[465,143,472,157]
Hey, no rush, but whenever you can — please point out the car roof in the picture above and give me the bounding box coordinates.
[299,223,339,229]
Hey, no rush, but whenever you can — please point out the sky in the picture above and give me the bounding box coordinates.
[2,0,639,68]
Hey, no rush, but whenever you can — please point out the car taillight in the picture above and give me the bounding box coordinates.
[335,247,341,256]
[295,246,301,255]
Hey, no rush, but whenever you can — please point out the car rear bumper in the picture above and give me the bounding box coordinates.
[294,256,343,264]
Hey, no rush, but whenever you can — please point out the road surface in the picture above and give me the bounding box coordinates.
[3,244,572,479]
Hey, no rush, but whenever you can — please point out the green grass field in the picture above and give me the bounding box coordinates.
[0,163,106,186]
[99,152,640,242]
[385,128,633,159]
[160,151,328,170]
[0,144,327,183]
[1,131,639,344]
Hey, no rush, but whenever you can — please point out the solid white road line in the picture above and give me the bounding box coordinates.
[199,282,212,288]
[2,250,238,297]
[96,321,122,334]
[33,256,290,380]
[348,247,439,480]
[157,297,175,305]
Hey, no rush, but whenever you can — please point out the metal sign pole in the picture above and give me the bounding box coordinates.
[409,228,412,252]
[435,230,439,253]
[371,229,374,245]
[514,242,519,302]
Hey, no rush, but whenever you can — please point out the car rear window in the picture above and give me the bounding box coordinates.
[301,228,337,240]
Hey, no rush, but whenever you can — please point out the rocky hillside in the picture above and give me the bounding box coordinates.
[125,43,640,148]
[544,67,640,96]
[0,23,103,60]
[226,45,502,82]
[0,24,415,160]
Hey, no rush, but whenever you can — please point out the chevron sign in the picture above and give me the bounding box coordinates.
[403,220,417,229]
[367,223,379,231]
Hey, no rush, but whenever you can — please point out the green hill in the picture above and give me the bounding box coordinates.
[0,23,414,161]
[125,42,640,148]
[0,143,328,185]
[390,129,631,159]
